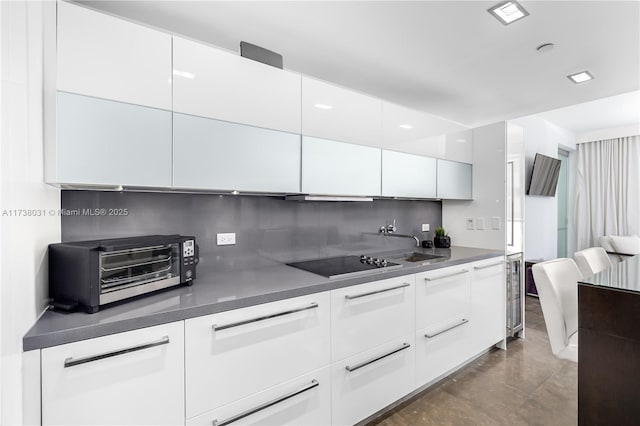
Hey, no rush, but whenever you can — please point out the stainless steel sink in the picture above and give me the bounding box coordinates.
[400,252,444,262]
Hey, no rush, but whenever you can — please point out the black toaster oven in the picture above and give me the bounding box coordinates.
[48,235,198,313]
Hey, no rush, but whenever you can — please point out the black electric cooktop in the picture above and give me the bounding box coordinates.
[287,255,402,279]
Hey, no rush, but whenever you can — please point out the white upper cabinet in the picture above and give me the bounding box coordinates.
[382,102,471,163]
[173,113,300,193]
[173,37,301,134]
[57,2,172,110]
[301,77,382,147]
[381,150,437,198]
[437,159,473,200]
[301,137,381,196]
[442,129,473,164]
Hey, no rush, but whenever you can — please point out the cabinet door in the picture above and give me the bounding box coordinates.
[173,113,301,192]
[187,367,331,426]
[54,92,172,187]
[331,275,415,362]
[185,293,330,418]
[442,129,473,164]
[301,77,382,147]
[301,136,381,196]
[57,1,171,110]
[382,101,466,158]
[437,159,473,200]
[41,322,184,426]
[471,257,506,352]
[173,37,301,133]
[382,150,437,198]
[331,336,415,426]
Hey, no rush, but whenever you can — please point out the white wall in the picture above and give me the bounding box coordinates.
[442,122,506,251]
[510,115,575,261]
[577,124,640,144]
[1,2,61,424]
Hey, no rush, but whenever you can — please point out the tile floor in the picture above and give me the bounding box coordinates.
[367,296,578,426]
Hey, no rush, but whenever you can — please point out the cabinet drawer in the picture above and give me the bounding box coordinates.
[42,322,184,426]
[187,367,331,426]
[331,275,415,362]
[331,336,415,426]
[471,257,506,352]
[185,293,330,418]
[415,318,473,388]
[416,266,471,331]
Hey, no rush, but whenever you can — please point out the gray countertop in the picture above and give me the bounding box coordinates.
[23,245,503,351]
[578,254,640,294]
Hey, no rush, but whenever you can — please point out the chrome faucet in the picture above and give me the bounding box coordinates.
[379,219,420,247]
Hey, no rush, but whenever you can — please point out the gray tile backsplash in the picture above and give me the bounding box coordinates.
[61,191,441,271]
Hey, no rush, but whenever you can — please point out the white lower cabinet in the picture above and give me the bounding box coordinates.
[414,265,473,389]
[331,335,416,426]
[37,258,507,426]
[330,276,415,362]
[185,293,330,418]
[41,321,184,426]
[470,257,506,351]
[187,367,331,426]
[415,319,472,387]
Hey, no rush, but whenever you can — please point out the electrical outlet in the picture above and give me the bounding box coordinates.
[217,232,236,246]
[421,223,430,232]
[466,217,475,230]
[476,217,485,230]
[492,216,501,230]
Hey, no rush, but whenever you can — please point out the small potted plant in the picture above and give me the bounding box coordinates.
[434,226,451,248]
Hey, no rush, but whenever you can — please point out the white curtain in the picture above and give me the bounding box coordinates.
[575,135,640,250]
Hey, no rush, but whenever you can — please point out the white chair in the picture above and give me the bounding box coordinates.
[574,247,612,277]
[531,258,581,363]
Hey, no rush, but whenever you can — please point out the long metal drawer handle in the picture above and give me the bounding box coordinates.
[212,303,319,332]
[345,282,411,300]
[63,336,170,368]
[425,319,469,339]
[345,342,411,372]
[473,261,505,270]
[212,379,320,426]
[424,269,469,281]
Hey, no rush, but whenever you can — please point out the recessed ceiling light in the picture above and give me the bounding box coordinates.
[488,1,529,25]
[567,71,594,84]
[173,69,195,79]
[314,103,333,110]
[399,124,413,129]
[456,139,467,143]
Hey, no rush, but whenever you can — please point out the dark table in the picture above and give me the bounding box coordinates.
[578,255,640,426]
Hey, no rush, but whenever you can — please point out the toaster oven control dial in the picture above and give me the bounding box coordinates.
[183,239,195,257]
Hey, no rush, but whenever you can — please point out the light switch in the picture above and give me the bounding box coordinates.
[492,216,501,230]
[217,233,236,245]
[421,224,430,232]
[466,217,475,230]
[476,217,485,230]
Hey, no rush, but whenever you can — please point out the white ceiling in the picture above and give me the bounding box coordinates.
[78,0,640,128]
[535,90,640,135]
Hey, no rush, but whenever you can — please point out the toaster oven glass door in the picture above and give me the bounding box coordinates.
[99,243,181,304]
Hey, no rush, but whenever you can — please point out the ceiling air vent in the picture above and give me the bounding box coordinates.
[240,41,283,69]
